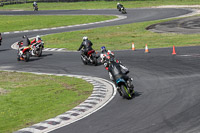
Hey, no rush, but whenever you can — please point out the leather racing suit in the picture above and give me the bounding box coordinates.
[77,40,94,56]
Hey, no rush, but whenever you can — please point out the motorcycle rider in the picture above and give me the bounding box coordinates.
[100,46,129,76]
[18,35,30,48]
[77,36,94,57]
[0,33,2,46]
[33,1,37,8]
[117,2,124,12]
[31,35,42,44]
[100,46,133,93]
[17,35,31,56]
[107,56,134,95]
[30,35,42,55]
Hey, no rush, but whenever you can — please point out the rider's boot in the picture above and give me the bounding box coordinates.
[127,78,134,94]
[117,86,122,96]
[32,50,35,55]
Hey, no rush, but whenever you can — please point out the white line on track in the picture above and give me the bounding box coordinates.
[0,70,116,133]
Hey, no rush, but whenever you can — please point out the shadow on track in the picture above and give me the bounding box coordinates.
[133,91,142,98]
[0,49,11,52]
[28,53,53,62]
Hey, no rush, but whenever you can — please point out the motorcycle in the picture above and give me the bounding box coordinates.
[116,77,134,99]
[80,49,99,66]
[30,42,44,57]
[121,7,127,14]
[17,42,31,62]
[107,59,134,99]
[34,5,38,11]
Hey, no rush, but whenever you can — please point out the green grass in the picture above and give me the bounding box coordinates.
[0,0,200,11]
[42,17,200,50]
[0,71,93,133]
[0,15,116,32]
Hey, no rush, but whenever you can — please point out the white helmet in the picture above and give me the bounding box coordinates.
[36,35,41,41]
[83,36,88,41]
[117,3,120,5]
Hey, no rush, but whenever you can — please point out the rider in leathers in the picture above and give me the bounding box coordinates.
[31,35,42,45]
[17,35,31,56]
[117,3,124,11]
[18,35,30,48]
[100,46,134,93]
[33,1,37,8]
[107,54,134,95]
[77,36,93,56]
[100,46,129,77]
[30,35,43,55]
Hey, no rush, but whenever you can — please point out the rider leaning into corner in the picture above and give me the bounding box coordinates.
[100,46,134,90]
[30,35,43,55]
[77,36,94,56]
[117,2,124,11]
[31,35,42,44]
[100,46,129,75]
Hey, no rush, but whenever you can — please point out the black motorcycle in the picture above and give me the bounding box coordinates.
[107,60,134,99]
[120,7,127,14]
[81,50,99,66]
[116,77,134,99]
[34,5,38,11]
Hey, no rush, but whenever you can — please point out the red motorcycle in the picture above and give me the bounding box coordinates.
[80,49,99,66]
[17,42,31,62]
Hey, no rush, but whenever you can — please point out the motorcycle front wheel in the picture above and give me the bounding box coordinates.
[24,51,30,62]
[93,57,98,66]
[36,47,42,57]
[81,55,87,65]
[120,84,132,99]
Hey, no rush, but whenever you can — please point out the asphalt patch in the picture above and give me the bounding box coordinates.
[146,16,200,34]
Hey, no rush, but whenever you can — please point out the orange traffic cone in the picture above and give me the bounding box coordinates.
[132,42,135,51]
[172,45,176,55]
[145,44,149,53]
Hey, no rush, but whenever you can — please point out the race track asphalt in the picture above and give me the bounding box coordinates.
[0,8,200,133]
[147,16,200,34]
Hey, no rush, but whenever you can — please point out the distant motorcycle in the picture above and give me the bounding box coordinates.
[120,7,127,14]
[80,49,99,66]
[34,5,38,11]
[30,41,44,57]
[17,42,31,62]
[107,60,134,99]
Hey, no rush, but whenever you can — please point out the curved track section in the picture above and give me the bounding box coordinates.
[1,8,200,133]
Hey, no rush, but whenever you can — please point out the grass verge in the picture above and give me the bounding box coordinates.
[43,17,200,50]
[0,71,93,133]
[0,0,200,11]
[0,15,116,32]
